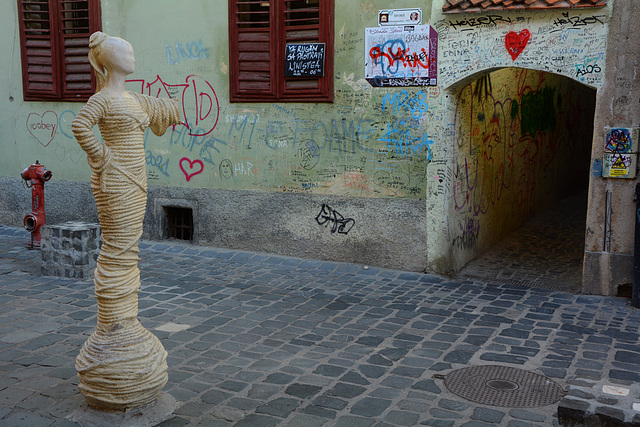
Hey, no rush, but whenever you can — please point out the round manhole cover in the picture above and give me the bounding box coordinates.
[443,365,566,408]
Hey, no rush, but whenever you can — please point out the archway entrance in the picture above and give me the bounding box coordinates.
[450,68,596,293]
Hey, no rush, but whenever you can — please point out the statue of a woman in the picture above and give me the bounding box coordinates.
[72,32,181,410]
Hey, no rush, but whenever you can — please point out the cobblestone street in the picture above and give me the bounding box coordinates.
[459,192,588,295]
[0,225,639,426]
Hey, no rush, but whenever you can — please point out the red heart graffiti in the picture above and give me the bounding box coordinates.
[505,29,531,61]
[179,157,204,182]
[26,111,58,147]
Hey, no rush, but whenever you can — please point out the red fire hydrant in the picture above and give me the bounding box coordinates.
[20,160,52,249]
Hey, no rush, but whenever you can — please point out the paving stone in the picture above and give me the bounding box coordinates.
[429,408,464,419]
[421,420,455,427]
[264,373,296,385]
[301,405,336,419]
[443,350,475,364]
[256,397,300,418]
[285,383,322,399]
[234,414,280,427]
[471,407,506,423]
[383,410,420,426]
[332,415,375,427]
[285,413,329,427]
[201,389,232,405]
[350,397,392,417]
[437,398,471,412]
[326,383,367,398]
[313,364,347,377]
[313,395,348,410]
[509,409,546,423]
[479,353,527,364]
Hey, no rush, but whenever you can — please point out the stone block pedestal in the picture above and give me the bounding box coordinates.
[41,222,101,280]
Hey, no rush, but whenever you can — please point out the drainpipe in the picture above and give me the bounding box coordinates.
[634,183,640,308]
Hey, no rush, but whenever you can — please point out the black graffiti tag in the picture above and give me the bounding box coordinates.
[315,204,355,235]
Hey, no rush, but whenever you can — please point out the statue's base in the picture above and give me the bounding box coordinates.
[67,393,177,427]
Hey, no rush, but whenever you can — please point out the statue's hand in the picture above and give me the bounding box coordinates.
[87,145,112,173]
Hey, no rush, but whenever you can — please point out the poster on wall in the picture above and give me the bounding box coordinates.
[602,127,638,178]
[365,25,438,87]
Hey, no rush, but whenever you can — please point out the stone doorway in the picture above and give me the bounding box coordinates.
[450,68,597,294]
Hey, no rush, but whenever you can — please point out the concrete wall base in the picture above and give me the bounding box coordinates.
[582,251,633,296]
[0,177,428,272]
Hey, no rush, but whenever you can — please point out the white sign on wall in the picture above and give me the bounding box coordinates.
[378,8,422,26]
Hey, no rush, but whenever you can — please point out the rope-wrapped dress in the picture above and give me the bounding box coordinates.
[72,91,181,409]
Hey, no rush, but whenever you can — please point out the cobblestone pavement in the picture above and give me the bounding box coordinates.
[459,192,588,294]
[0,225,639,426]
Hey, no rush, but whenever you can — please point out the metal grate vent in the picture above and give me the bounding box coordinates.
[165,207,193,241]
[459,274,561,291]
[442,365,566,408]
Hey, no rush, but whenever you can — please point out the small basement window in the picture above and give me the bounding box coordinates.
[165,207,193,241]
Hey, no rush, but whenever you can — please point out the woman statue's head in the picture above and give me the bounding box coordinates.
[88,32,136,92]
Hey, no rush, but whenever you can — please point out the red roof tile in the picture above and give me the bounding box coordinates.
[442,0,608,13]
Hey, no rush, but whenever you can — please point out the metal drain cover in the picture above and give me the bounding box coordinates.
[443,365,565,408]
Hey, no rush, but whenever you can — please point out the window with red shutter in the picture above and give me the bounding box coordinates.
[229,0,333,102]
[18,0,101,102]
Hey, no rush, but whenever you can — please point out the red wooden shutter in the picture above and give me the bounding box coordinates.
[18,0,60,100]
[18,0,100,101]
[59,0,97,99]
[230,0,277,101]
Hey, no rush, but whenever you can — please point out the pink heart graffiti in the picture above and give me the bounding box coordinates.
[179,157,204,182]
[505,29,531,61]
[26,111,58,147]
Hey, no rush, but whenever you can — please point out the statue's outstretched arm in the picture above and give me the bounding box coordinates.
[131,93,182,136]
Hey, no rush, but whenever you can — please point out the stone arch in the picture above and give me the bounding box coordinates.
[429,65,597,280]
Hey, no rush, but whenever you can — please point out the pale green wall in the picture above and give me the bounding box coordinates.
[2,0,436,201]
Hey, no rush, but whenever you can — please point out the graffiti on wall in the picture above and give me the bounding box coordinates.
[315,204,356,235]
[127,74,220,137]
[364,25,438,87]
[165,40,209,65]
[26,111,58,147]
[505,29,530,61]
[451,68,596,254]
[436,9,608,88]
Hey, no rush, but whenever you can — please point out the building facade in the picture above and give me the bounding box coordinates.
[1,0,636,295]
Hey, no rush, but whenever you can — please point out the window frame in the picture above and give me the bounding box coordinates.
[17,0,102,102]
[228,0,334,103]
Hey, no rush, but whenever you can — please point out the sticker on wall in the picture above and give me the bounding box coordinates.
[602,127,639,178]
[365,25,438,87]
[378,8,422,26]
